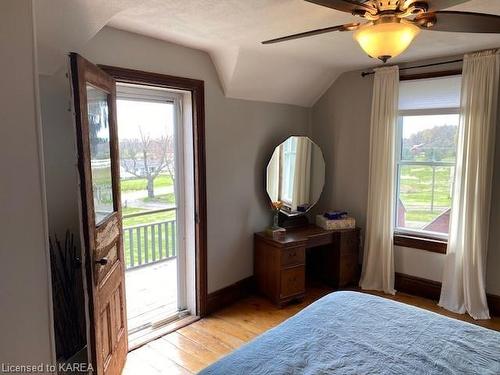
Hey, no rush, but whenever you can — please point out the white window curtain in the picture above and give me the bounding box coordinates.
[439,50,500,320]
[359,66,399,295]
[267,149,280,202]
[291,137,312,211]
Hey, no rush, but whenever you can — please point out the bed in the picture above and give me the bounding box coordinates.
[199,291,500,374]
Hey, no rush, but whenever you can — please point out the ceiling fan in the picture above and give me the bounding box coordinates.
[262,0,500,63]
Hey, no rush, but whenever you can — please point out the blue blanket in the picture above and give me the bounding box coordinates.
[200,291,500,374]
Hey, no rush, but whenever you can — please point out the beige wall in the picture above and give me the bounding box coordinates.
[40,27,311,294]
[0,0,55,366]
[309,70,372,234]
[40,70,81,239]
[311,58,500,295]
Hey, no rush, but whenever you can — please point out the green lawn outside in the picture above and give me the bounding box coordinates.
[122,209,176,227]
[399,165,454,228]
[120,174,173,192]
[405,210,446,224]
[141,193,176,205]
[122,207,144,216]
[92,166,113,204]
[92,164,112,185]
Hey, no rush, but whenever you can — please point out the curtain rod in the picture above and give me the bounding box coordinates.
[360,58,463,77]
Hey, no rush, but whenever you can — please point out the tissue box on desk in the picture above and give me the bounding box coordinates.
[266,227,286,241]
[316,214,356,230]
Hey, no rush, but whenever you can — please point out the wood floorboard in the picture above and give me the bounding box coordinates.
[124,285,500,374]
[189,319,248,349]
[163,332,222,364]
[147,337,207,373]
[196,316,258,342]
[177,325,235,355]
[132,345,190,375]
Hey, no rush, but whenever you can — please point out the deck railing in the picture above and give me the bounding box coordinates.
[123,208,177,270]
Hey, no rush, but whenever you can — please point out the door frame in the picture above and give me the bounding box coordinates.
[99,65,208,317]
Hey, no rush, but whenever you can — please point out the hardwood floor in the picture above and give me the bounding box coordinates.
[123,286,500,374]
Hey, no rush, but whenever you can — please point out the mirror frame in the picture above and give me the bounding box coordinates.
[265,135,325,217]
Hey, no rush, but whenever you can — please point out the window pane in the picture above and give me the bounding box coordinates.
[397,165,455,234]
[87,84,114,225]
[116,99,176,207]
[400,114,459,162]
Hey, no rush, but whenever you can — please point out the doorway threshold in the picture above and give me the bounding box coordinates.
[128,314,200,351]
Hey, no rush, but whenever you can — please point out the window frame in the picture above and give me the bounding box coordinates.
[393,71,462,253]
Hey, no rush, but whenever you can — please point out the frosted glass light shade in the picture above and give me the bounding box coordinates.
[354,22,421,62]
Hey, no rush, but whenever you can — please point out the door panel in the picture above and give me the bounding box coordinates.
[95,213,122,285]
[70,53,127,375]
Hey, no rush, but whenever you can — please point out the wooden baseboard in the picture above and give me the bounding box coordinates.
[206,276,255,315]
[395,272,500,317]
[206,273,500,317]
[395,272,441,301]
[487,293,500,317]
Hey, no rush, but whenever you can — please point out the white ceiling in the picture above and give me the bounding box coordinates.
[36,0,500,107]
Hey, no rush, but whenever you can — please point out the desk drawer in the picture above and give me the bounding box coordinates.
[306,232,333,248]
[280,247,305,267]
[280,266,305,298]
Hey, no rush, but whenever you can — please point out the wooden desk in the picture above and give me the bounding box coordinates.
[254,225,360,307]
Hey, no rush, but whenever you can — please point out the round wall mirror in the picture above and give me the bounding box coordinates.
[266,136,325,216]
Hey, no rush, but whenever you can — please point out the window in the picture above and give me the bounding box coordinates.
[86,84,114,225]
[281,137,297,204]
[395,75,462,239]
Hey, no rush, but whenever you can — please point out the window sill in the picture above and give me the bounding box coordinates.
[393,233,447,254]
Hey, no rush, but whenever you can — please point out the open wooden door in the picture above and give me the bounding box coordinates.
[70,53,127,375]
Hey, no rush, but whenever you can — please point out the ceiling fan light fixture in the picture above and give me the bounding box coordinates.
[353,21,421,62]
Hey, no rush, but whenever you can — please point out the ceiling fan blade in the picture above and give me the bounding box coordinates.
[262,23,360,44]
[417,11,500,33]
[425,0,471,12]
[304,0,376,14]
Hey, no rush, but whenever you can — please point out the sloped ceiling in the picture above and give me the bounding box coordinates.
[34,0,139,73]
[36,0,500,107]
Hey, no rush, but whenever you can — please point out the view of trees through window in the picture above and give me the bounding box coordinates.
[117,99,177,268]
[116,95,182,332]
[396,114,459,235]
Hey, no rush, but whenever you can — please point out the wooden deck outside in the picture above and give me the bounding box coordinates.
[126,258,178,335]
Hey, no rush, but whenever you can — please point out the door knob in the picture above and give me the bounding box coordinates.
[96,257,108,265]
